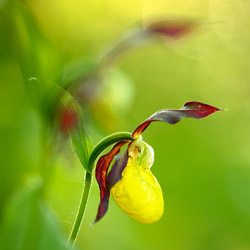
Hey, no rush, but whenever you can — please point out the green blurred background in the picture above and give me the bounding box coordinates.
[1,0,250,249]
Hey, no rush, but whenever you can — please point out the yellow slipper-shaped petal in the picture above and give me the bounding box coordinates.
[111,139,164,224]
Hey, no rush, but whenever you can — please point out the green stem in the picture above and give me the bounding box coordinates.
[68,132,133,246]
[68,171,92,246]
[88,132,133,171]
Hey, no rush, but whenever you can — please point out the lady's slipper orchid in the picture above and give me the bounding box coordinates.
[94,101,220,224]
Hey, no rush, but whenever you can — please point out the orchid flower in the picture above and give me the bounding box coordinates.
[94,101,221,224]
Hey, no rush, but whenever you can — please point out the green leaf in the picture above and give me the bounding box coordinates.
[58,89,93,171]
[71,117,93,172]
[46,81,93,172]
[0,176,74,250]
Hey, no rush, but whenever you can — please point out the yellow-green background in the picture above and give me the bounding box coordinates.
[1,0,250,250]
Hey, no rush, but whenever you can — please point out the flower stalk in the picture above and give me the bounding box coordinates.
[68,171,92,246]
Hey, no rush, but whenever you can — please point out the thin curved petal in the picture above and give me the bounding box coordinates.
[132,101,221,138]
[94,141,129,223]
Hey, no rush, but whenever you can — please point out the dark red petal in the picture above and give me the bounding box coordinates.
[146,19,197,39]
[106,147,129,191]
[132,101,221,138]
[94,141,129,223]
[92,192,109,224]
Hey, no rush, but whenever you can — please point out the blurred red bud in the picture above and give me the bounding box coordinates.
[146,19,197,39]
[59,107,78,133]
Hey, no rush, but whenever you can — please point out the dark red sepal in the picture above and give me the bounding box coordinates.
[106,147,129,191]
[132,101,221,138]
[93,192,109,224]
[94,141,129,223]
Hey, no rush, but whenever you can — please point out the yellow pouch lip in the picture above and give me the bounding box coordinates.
[111,146,164,224]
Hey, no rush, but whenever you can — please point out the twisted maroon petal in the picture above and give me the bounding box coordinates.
[132,101,221,138]
[94,141,129,223]
[106,147,129,191]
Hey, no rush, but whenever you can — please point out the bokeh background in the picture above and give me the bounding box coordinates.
[1,0,250,249]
